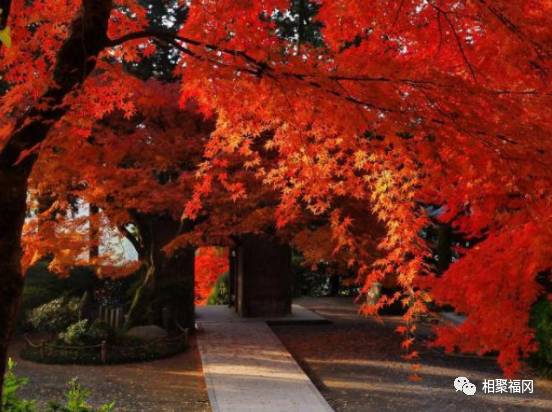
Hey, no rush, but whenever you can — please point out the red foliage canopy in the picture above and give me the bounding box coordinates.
[1,0,551,375]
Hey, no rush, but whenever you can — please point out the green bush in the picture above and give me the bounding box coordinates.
[20,332,186,365]
[65,267,97,295]
[530,298,552,371]
[292,269,330,297]
[207,273,229,305]
[59,320,90,346]
[47,379,115,412]
[18,263,66,331]
[58,320,116,346]
[20,285,61,316]
[2,359,115,412]
[86,321,115,344]
[1,359,35,411]
[18,262,98,331]
[23,263,96,304]
[27,297,80,334]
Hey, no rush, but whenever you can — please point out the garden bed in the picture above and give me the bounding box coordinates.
[20,330,189,365]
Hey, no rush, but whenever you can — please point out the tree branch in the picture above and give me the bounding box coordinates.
[429,2,477,81]
[477,0,551,60]
[1,0,113,169]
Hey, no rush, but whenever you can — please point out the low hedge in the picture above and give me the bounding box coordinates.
[20,332,188,365]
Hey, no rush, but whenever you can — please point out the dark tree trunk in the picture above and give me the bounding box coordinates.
[0,168,30,392]
[145,214,195,332]
[328,275,341,297]
[125,213,196,332]
[0,0,113,394]
[123,215,158,330]
[436,224,453,274]
[158,246,195,331]
[124,252,156,330]
[89,204,100,261]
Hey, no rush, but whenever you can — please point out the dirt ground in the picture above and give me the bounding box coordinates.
[7,335,211,412]
[272,297,552,412]
[8,297,552,412]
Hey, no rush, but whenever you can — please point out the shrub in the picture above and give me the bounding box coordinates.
[18,262,66,331]
[20,332,186,365]
[530,298,552,371]
[207,273,229,305]
[292,269,330,297]
[59,320,90,346]
[47,379,115,412]
[1,359,35,412]
[86,320,115,344]
[18,262,98,331]
[20,285,61,316]
[23,263,96,305]
[66,266,96,295]
[2,359,115,412]
[58,320,116,346]
[27,297,80,334]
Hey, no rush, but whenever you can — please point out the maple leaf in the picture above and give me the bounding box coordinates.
[408,374,423,383]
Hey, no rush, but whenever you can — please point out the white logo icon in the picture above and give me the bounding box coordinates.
[454,377,477,396]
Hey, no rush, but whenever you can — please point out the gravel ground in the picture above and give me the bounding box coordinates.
[7,335,211,412]
[272,297,552,412]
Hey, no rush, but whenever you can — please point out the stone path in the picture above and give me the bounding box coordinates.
[196,306,334,412]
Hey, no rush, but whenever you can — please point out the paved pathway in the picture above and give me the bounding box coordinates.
[196,306,334,412]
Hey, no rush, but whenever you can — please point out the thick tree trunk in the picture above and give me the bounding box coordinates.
[124,258,156,330]
[123,214,157,329]
[0,0,113,394]
[158,246,195,331]
[0,169,30,391]
[128,213,196,332]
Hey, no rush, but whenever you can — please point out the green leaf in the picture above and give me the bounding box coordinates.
[0,26,12,48]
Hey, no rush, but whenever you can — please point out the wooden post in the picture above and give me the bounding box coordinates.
[100,340,107,364]
[229,248,237,307]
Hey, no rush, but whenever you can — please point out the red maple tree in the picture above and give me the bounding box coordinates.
[195,247,229,306]
[1,1,551,389]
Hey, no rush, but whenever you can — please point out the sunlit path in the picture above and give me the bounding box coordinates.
[196,306,334,412]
